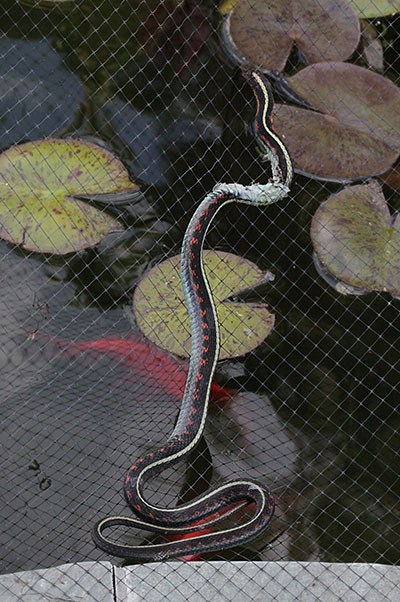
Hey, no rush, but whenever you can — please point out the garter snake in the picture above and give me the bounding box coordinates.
[92,70,293,562]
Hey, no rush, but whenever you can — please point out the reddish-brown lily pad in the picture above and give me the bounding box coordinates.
[288,63,400,151]
[360,20,384,72]
[224,0,360,72]
[310,180,400,296]
[273,62,400,181]
[133,250,275,360]
[0,139,138,254]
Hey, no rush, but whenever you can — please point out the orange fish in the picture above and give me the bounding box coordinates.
[36,333,235,409]
[165,502,249,561]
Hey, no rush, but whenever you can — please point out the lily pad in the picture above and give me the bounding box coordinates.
[346,0,400,18]
[133,250,275,359]
[223,0,360,72]
[0,36,85,151]
[312,253,369,296]
[0,139,138,254]
[310,180,400,296]
[273,62,400,181]
[360,20,384,72]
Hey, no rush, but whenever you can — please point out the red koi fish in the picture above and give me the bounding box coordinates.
[167,524,213,562]
[36,333,234,409]
[168,497,287,561]
[166,501,250,561]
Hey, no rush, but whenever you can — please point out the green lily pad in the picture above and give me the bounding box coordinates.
[346,0,400,18]
[133,250,275,359]
[0,139,138,254]
[313,254,370,296]
[223,0,360,72]
[310,180,400,296]
[273,62,400,181]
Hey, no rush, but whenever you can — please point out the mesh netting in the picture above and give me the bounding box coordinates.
[1,0,400,600]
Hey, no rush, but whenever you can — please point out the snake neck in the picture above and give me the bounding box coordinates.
[174,191,234,438]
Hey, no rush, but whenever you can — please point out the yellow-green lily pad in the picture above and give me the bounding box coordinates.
[346,0,400,18]
[133,250,275,359]
[0,139,138,254]
[310,179,400,296]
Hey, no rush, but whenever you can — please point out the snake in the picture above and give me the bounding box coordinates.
[92,69,293,562]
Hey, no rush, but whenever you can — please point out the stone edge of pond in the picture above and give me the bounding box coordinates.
[0,560,399,601]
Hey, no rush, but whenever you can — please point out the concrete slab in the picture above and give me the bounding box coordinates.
[0,561,113,602]
[115,561,400,602]
[0,561,399,602]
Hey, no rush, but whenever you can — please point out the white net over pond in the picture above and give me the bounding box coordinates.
[0,0,399,600]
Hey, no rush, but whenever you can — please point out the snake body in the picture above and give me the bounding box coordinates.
[92,70,293,562]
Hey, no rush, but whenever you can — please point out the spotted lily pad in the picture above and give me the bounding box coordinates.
[0,139,138,254]
[310,180,400,296]
[0,37,85,150]
[133,251,275,359]
[346,0,400,17]
[274,62,400,182]
[223,0,359,72]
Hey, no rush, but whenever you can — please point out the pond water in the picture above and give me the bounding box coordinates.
[0,0,399,573]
